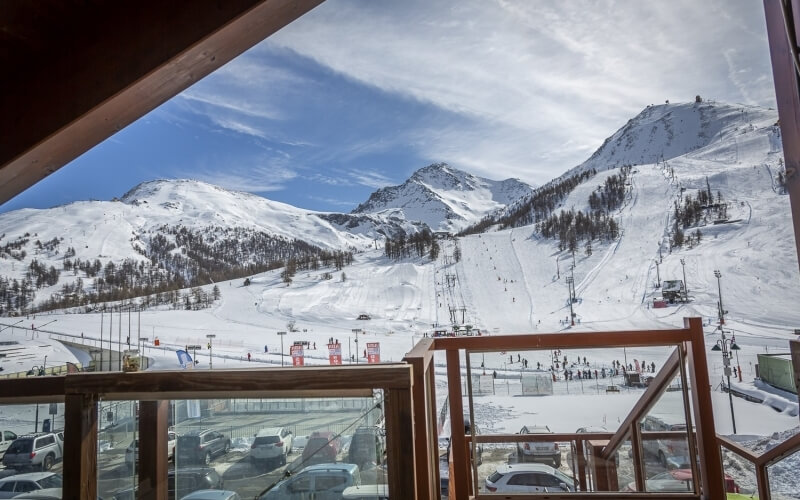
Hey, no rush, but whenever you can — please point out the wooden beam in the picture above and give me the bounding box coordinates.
[62,394,97,500]
[137,401,168,500]
[0,0,324,205]
[685,317,726,499]
[64,365,411,399]
[433,327,691,351]
[385,387,416,498]
[765,0,800,274]
[0,376,65,404]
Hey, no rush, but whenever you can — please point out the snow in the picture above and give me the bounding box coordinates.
[1,101,799,491]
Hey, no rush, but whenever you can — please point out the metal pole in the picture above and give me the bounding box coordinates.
[655,260,661,288]
[118,307,122,370]
[715,270,725,324]
[680,258,688,302]
[99,311,104,373]
[727,365,737,434]
[277,331,286,367]
[108,307,113,371]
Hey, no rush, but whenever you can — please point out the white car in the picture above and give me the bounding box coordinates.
[125,431,178,468]
[517,425,561,467]
[485,463,575,493]
[250,427,293,466]
[0,472,62,499]
[0,431,18,455]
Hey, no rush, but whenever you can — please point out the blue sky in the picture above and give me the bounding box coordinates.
[1,0,777,214]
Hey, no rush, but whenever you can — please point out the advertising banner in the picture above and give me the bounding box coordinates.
[328,343,342,365]
[290,344,304,366]
[366,342,380,364]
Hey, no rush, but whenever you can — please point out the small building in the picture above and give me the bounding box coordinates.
[757,353,796,394]
[661,280,684,303]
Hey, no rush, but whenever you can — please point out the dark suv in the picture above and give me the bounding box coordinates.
[176,430,230,465]
[347,426,386,469]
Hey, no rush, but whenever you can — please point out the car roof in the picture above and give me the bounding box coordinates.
[256,427,284,437]
[179,490,239,499]
[0,472,58,482]
[494,463,559,474]
[302,463,358,473]
[342,484,389,497]
[182,429,212,436]
[520,425,552,433]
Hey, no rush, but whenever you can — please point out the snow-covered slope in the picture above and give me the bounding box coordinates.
[352,163,534,232]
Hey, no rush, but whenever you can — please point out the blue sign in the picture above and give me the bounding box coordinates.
[176,350,193,369]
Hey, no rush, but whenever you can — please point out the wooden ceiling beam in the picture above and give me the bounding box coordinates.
[0,0,323,205]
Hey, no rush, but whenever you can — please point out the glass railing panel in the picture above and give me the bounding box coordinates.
[97,399,138,500]
[720,447,756,498]
[637,369,694,493]
[165,394,385,500]
[767,448,800,500]
[614,433,634,492]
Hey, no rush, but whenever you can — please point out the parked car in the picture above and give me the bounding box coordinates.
[640,415,690,468]
[258,463,360,499]
[0,430,18,455]
[180,490,241,500]
[301,431,341,465]
[342,484,389,499]
[176,430,230,465]
[622,468,739,493]
[347,426,385,469]
[517,425,561,467]
[251,427,293,466]
[10,488,63,499]
[2,434,62,471]
[125,431,178,468]
[112,467,224,500]
[0,472,62,498]
[485,463,575,493]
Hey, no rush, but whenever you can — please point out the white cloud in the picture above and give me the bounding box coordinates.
[267,0,775,181]
[348,170,396,189]
[184,161,297,193]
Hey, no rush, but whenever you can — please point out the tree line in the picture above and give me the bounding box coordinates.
[384,229,440,260]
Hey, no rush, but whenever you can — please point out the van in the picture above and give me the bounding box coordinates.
[258,463,360,499]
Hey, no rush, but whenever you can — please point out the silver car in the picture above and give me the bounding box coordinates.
[0,472,62,499]
[1,434,62,471]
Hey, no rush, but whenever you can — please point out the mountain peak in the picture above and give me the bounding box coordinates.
[352,163,534,232]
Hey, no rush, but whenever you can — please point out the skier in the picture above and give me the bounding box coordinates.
[247,352,251,362]
[264,345,268,353]
[651,362,656,373]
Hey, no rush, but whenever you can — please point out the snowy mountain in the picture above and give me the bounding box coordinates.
[352,162,534,232]
[570,100,778,175]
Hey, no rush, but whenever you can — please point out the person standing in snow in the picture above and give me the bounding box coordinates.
[247,352,251,362]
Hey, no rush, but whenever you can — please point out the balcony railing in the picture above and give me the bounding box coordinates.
[1,317,798,499]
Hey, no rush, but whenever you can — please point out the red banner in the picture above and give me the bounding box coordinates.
[366,342,380,364]
[328,343,342,365]
[290,345,304,366]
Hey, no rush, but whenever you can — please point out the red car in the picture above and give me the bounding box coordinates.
[301,431,341,464]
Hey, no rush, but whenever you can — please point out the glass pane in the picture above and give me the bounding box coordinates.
[0,403,64,475]
[97,400,138,500]
[721,447,756,498]
[768,448,800,499]
[614,434,634,492]
[160,394,386,499]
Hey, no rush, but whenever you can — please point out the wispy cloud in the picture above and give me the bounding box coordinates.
[306,195,357,207]
[348,170,396,189]
[183,160,297,193]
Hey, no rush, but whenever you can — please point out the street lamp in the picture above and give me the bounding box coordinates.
[205,334,216,370]
[277,331,287,367]
[680,258,688,302]
[711,329,741,434]
[714,270,725,325]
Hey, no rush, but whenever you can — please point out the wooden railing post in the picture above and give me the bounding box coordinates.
[588,440,615,491]
[403,338,435,500]
[63,393,97,500]
[685,317,726,499]
[386,386,416,498]
[446,349,469,500]
[138,400,168,500]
